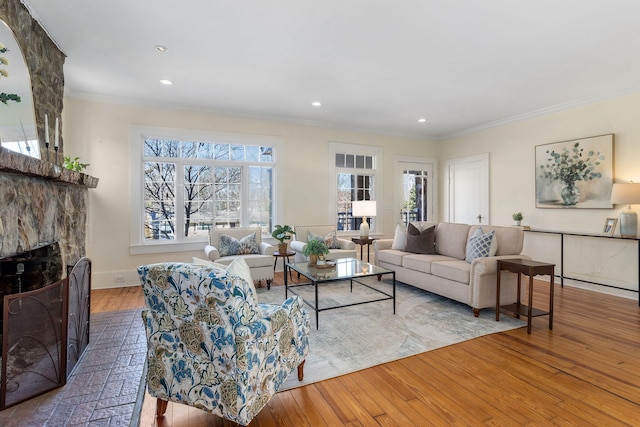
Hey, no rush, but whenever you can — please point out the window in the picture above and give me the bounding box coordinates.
[330,142,383,234]
[131,127,280,253]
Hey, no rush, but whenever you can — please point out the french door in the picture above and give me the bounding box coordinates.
[395,157,436,225]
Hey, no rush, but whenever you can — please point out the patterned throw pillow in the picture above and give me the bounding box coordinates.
[465,227,497,263]
[308,230,341,249]
[219,233,259,257]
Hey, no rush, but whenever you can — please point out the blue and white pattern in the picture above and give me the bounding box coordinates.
[137,261,310,425]
[219,232,259,256]
[308,230,340,249]
[465,228,496,262]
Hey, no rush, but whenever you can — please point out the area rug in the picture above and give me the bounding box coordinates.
[257,278,525,390]
[0,308,146,427]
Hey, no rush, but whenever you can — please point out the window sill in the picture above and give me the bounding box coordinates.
[129,240,206,255]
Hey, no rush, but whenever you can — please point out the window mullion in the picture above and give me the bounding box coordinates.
[175,159,186,241]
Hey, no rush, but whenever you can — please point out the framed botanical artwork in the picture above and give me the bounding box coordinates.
[602,218,617,236]
[535,134,614,208]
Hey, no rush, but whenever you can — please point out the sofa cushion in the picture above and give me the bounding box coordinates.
[465,227,497,263]
[391,223,407,250]
[308,230,341,249]
[435,223,471,259]
[219,232,259,256]
[402,253,460,274]
[405,223,436,254]
[431,260,471,284]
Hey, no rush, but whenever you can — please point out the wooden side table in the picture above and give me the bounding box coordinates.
[496,258,555,334]
[351,237,376,262]
[273,251,295,285]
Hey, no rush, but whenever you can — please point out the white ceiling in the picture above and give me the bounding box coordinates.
[19,0,640,139]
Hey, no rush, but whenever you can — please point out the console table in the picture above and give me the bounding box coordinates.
[525,230,640,306]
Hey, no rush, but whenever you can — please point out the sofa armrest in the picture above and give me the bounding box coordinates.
[373,239,393,251]
[290,240,306,253]
[204,245,220,261]
[337,238,356,250]
[373,239,393,263]
[469,254,532,310]
[471,254,532,276]
[259,241,275,256]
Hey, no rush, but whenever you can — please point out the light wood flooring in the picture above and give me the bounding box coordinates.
[91,273,640,426]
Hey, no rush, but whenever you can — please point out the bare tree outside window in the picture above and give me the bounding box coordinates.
[142,138,273,241]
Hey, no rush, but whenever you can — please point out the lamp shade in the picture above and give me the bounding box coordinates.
[610,183,640,205]
[611,183,640,238]
[352,200,377,217]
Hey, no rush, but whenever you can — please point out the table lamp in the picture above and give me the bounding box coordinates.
[352,200,376,238]
[610,182,640,237]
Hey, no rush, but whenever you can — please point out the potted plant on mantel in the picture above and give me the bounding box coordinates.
[271,224,296,253]
[303,239,329,266]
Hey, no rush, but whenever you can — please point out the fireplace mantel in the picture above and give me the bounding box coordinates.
[0,148,99,188]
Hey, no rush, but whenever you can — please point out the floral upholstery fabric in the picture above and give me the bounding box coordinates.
[138,261,310,426]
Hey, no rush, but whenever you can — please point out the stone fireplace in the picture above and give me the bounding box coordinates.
[0,0,99,410]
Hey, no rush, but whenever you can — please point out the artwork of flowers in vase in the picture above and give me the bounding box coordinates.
[535,134,613,208]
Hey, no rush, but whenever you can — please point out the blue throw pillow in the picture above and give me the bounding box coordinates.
[219,233,259,257]
[308,230,341,249]
[465,227,496,263]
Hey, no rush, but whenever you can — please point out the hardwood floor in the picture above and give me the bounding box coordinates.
[93,274,640,426]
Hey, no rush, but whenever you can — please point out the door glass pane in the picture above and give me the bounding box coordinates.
[402,169,428,225]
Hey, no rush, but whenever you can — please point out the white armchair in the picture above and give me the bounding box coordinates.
[204,227,275,289]
[290,225,357,263]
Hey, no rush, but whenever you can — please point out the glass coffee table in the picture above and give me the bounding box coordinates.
[284,257,395,329]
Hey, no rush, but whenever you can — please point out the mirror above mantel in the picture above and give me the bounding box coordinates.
[0,19,39,159]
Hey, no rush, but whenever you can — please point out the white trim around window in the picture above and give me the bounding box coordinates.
[129,125,283,255]
[329,141,384,236]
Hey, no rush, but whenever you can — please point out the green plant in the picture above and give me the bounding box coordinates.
[303,239,329,257]
[271,224,296,243]
[63,156,90,172]
[1,42,21,105]
[540,142,604,187]
[512,211,523,221]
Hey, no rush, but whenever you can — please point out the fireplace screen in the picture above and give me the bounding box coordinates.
[1,279,68,408]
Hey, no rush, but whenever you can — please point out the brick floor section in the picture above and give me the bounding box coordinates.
[0,308,147,427]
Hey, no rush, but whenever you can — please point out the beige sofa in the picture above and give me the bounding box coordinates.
[373,222,529,316]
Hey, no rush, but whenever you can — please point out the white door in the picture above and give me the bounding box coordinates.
[445,154,489,224]
[394,157,437,224]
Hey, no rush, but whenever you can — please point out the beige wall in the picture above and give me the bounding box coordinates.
[438,92,640,231]
[63,98,437,288]
[437,93,640,300]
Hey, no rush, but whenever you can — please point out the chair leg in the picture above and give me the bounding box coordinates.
[156,398,169,417]
[266,279,272,290]
[297,361,305,381]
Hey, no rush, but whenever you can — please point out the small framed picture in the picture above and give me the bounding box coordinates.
[602,218,617,236]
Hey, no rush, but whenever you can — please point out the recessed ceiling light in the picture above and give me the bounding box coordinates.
[311,101,322,107]
[159,79,173,85]
[418,118,427,123]
[155,45,168,53]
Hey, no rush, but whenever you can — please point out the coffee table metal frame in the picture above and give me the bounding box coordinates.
[285,257,395,329]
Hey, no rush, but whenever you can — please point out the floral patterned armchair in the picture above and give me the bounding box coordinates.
[137,260,310,425]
